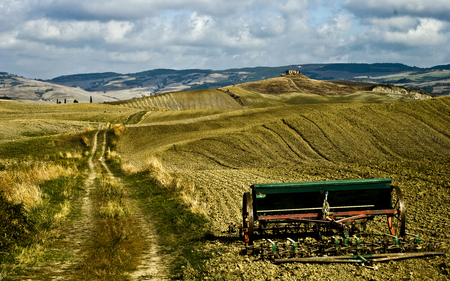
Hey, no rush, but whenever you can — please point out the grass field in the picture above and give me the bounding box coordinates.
[108,89,243,111]
[0,101,139,143]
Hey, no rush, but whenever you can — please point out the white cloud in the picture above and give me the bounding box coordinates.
[317,13,353,39]
[0,0,449,79]
[381,18,448,47]
[351,17,449,48]
[18,19,134,45]
[0,31,20,49]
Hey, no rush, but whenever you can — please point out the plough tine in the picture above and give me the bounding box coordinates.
[274,252,444,264]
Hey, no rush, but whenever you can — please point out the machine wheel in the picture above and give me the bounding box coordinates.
[387,186,406,237]
[242,192,254,246]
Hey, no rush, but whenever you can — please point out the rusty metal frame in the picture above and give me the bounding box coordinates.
[258,209,396,221]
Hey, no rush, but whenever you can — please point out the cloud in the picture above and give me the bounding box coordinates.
[17,18,135,48]
[33,0,275,21]
[371,18,448,47]
[0,0,449,79]
[316,13,353,40]
[342,0,450,21]
[341,0,450,54]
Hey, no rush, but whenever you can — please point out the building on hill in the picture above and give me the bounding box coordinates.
[286,70,301,75]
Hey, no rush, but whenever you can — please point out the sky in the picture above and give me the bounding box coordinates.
[1,0,450,79]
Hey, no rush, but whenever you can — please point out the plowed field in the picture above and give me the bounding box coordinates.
[117,96,450,279]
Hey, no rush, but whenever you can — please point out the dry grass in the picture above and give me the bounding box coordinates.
[120,158,207,215]
[142,157,175,187]
[120,163,140,175]
[99,201,130,219]
[95,177,130,219]
[111,124,126,137]
[180,182,207,216]
[75,218,143,280]
[105,148,120,161]
[108,89,243,111]
[0,162,77,210]
[80,126,95,147]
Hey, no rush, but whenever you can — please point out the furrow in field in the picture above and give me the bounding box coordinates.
[178,169,285,232]
[367,106,450,160]
[261,124,305,160]
[281,118,334,162]
[337,107,406,161]
[394,100,450,142]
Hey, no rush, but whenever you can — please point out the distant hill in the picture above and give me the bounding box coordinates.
[108,73,433,111]
[1,63,449,103]
[45,63,450,97]
[0,73,112,103]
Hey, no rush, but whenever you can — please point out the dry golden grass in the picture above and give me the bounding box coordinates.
[99,201,130,219]
[120,157,207,215]
[0,100,139,144]
[220,75,430,108]
[80,125,95,147]
[180,182,207,216]
[111,124,126,137]
[108,89,244,111]
[106,148,121,161]
[120,163,140,175]
[138,109,236,125]
[95,176,130,219]
[0,162,77,209]
[139,157,174,186]
[53,200,71,222]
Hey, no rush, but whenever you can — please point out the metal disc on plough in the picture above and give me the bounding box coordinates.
[236,178,444,267]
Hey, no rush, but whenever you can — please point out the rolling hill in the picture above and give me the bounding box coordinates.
[1,67,449,279]
[44,63,450,96]
[0,72,115,103]
[107,73,433,111]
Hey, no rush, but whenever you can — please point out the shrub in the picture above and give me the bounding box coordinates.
[111,124,126,137]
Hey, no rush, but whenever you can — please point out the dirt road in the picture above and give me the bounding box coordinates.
[14,129,168,280]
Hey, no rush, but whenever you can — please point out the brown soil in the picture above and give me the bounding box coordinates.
[178,163,450,280]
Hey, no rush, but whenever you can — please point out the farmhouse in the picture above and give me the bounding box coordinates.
[286,70,301,75]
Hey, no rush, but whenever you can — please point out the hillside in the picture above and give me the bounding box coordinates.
[109,74,433,112]
[115,94,450,279]
[44,63,450,96]
[108,89,243,111]
[118,96,450,170]
[227,74,433,107]
[0,73,112,103]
